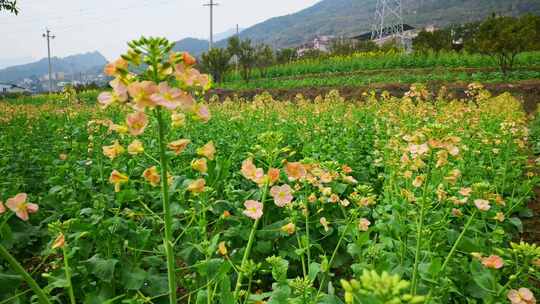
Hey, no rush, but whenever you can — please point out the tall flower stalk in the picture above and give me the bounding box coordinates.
[233,182,269,300]
[156,106,177,303]
[0,244,52,304]
[98,37,211,304]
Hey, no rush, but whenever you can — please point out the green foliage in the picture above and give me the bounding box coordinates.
[201,48,232,83]
[341,271,425,304]
[1,85,539,303]
[227,37,257,83]
[276,48,298,64]
[331,39,380,56]
[413,30,453,53]
[255,44,275,78]
[222,68,540,90]
[476,14,540,74]
[0,0,18,14]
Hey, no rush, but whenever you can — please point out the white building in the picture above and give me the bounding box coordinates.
[0,83,29,94]
[297,35,335,56]
[352,24,438,51]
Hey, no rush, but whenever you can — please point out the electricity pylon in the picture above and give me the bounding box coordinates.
[371,0,404,44]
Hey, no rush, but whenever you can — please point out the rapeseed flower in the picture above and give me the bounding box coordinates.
[168,139,191,155]
[143,166,160,187]
[6,193,39,221]
[270,185,293,207]
[243,200,263,220]
[109,170,129,192]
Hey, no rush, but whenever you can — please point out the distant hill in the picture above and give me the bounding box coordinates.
[173,38,209,57]
[232,0,540,48]
[174,28,244,57]
[214,27,244,41]
[176,0,540,54]
[0,51,107,83]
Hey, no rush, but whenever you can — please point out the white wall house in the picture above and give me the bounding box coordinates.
[297,35,335,56]
[0,83,29,94]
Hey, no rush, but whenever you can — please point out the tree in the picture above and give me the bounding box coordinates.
[228,37,257,83]
[201,48,231,83]
[227,36,242,58]
[521,14,540,51]
[0,0,18,14]
[379,38,401,52]
[255,44,274,78]
[449,21,481,52]
[476,14,537,75]
[331,39,380,55]
[355,40,379,52]
[276,48,297,64]
[330,39,357,56]
[413,29,452,53]
[299,49,326,60]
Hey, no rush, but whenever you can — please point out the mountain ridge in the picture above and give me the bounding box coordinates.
[0,51,108,83]
[174,0,540,53]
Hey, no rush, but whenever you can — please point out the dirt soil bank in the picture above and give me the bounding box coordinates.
[209,80,540,114]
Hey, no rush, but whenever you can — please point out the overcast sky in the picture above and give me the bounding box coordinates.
[0,0,321,67]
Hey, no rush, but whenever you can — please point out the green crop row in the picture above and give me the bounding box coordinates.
[222,70,540,90]
[224,51,540,82]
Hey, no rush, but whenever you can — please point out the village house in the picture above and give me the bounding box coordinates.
[0,82,30,94]
[296,35,335,56]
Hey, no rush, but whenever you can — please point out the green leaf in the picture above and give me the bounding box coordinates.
[196,258,224,277]
[120,266,147,290]
[332,183,348,195]
[267,282,291,304]
[117,189,138,203]
[85,255,118,282]
[509,217,523,233]
[49,185,63,194]
[195,290,208,304]
[219,275,234,304]
[319,294,344,304]
[470,260,496,295]
[266,256,289,283]
[141,271,168,296]
[308,262,321,282]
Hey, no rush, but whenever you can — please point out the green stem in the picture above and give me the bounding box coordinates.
[0,244,52,304]
[440,210,477,273]
[316,218,354,299]
[62,243,76,304]
[0,289,32,304]
[233,183,269,301]
[411,200,426,295]
[305,202,311,267]
[243,276,253,304]
[156,107,177,304]
[296,232,307,279]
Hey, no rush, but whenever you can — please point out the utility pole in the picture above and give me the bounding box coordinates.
[235,24,239,75]
[203,0,219,50]
[42,28,55,93]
